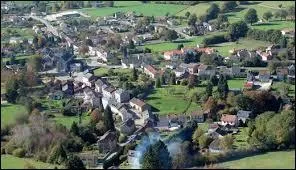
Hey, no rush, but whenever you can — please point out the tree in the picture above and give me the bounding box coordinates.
[162,29,178,41]
[287,5,295,21]
[263,11,273,21]
[217,74,229,99]
[85,39,93,47]
[161,74,166,85]
[47,143,67,164]
[32,36,38,49]
[275,9,288,21]
[5,77,19,103]
[221,1,237,12]
[185,11,190,18]
[104,105,115,131]
[86,1,92,8]
[70,121,79,136]
[170,72,176,85]
[105,1,114,7]
[78,45,89,55]
[198,135,211,148]
[141,140,172,169]
[155,77,161,88]
[132,67,138,81]
[188,74,197,89]
[65,154,86,169]
[37,36,46,48]
[188,14,197,26]
[244,8,258,25]
[206,3,220,20]
[91,108,103,124]
[210,75,219,86]
[192,127,204,145]
[27,54,42,72]
[226,21,248,41]
[177,44,184,50]
[206,82,213,97]
[280,37,287,48]
[219,134,233,150]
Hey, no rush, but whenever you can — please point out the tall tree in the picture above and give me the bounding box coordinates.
[188,74,197,89]
[217,74,229,99]
[280,37,287,48]
[132,67,138,81]
[155,77,161,88]
[192,127,205,145]
[188,14,197,26]
[70,121,80,136]
[103,105,115,131]
[47,143,67,164]
[219,134,234,150]
[226,21,248,41]
[170,72,176,85]
[263,11,273,21]
[221,1,237,12]
[185,11,190,18]
[244,8,258,25]
[206,81,213,97]
[206,3,220,20]
[5,76,19,103]
[161,74,166,85]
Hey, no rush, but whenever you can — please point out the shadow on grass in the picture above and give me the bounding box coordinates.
[246,1,262,5]
[253,23,280,26]
[226,7,246,13]
[146,96,161,100]
[174,39,193,43]
[150,106,160,112]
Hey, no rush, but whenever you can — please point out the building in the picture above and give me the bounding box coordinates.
[102,86,116,99]
[258,70,270,82]
[163,50,184,61]
[129,98,150,112]
[95,79,108,93]
[209,138,223,153]
[197,64,216,77]
[237,110,252,125]
[143,65,160,79]
[82,73,96,87]
[276,67,288,81]
[120,118,136,135]
[256,50,272,61]
[220,114,238,127]
[97,130,117,154]
[114,88,130,103]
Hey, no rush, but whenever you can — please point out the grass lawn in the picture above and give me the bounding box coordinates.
[209,38,271,57]
[144,31,226,53]
[94,67,132,77]
[227,78,246,89]
[233,127,250,149]
[51,112,91,129]
[145,85,202,115]
[2,55,37,63]
[80,1,188,18]
[219,150,295,169]
[1,103,27,128]
[1,155,62,169]
[1,27,35,40]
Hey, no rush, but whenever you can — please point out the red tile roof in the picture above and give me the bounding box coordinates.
[145,65,158,75]
[244,81,254,88]
[221,114,237,123]
[163,50,184,57]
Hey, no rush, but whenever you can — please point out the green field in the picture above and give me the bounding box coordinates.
[219,150,295,169]
[233,127,249,149]
[94,67,132,77]
[227,78,246,89]
[51,112,91,129]
[1,155,61,169]
[1,103,27,128]
[146,85,202,115]
[80,1,188,18]
[2,55,36,63]
[210,38,271,57]
[144,31,226,53]
[1,27,35,41]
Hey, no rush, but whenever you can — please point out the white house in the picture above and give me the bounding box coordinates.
[102,86,116,99]
[114,88,130,103]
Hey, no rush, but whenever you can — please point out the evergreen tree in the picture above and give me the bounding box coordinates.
[70,121,79,136]
[280,37,287,48]
[188,74,197,89]
[5,77,19,103]
[244,8,258,25]
[206,82,213,97]
[161,74,166,85]
[170,73,176,85]
[141,147,159,169]
[65,154,86,169]
[210,75,218,86]
[155,77,161,88]
[217,74,229,99]
[132,67,138,81]
[104,105,115,131]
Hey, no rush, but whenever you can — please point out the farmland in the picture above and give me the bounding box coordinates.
[219,150,295,169]
[1,103,27,128]
[80,1,188,18]
[145,85,202,115]
[1,155,61,169]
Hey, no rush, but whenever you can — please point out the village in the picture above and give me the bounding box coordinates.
[1,1,295,169]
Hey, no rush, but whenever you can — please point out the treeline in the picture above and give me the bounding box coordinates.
[246,29,283,44]
[202,34,227,46]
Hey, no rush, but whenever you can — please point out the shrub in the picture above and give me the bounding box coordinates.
[24,162,36,169]
[35,150,48,162]
[1,147,6,154]
[202,34,228,46]
[4,141,17,154]
[118,134,127,143]
[12,148,26,158]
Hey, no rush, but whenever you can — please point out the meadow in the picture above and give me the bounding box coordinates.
[219,150,295,169]
[80,1,188,18]
[145,85,202,115]
[1,155,62,169]
[1,103,27,128]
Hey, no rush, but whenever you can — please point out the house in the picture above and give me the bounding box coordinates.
[143,65,161,79]
[244,81,254,90]
[220,114,238,127]
[70,63,83,73]
[120,118,136,135]
[82,73,96,87]
[237,110,252,125]
[163,50,184,61]
[173,67,186,78]
[102,86,116,99]
[281,29,295,36]
[95,79,108,93]
[114,88,130,103]
[130,98,150,112]
[209,138,223,153]
[118,107,134,121]
[256,50,272,61]
[191,112,205,123]
[197,64,216,77]
[288,65,295,81]
[207,127,227,139]
[78,152,101,168]
[83,87,102,108]
[121,53,153,69]
[276,67,288,81]
[9,37,23,44]
[179,63,199,74]
[258,70,270,82]
[97,130,117,154]
[56,50,73,73]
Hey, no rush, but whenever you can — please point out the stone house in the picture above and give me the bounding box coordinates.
[114,88,130,103]
[197,64,216,77]
[97,130,117,154]
[95,79,108,93]
[81,73,96,87]
[102,86,116,99]
[163,50,184,61]
[120,118,136,135]
[83,87,102,108]
[220,114,238,127]
[129,98,150,112]
[62,80,74,96]
[258,70,271,82]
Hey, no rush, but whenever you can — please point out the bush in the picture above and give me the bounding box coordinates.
[1,147,6,154]
[118,134,127,143]
[181,79,188,86]
[4,141,17,154]
[12,148,26,158]
[202,34,228,46]
[24,162,36,169]
[35,151,48,162]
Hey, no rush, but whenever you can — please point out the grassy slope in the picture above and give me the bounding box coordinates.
[80,1,188,18]
[51,112,91,129]
[146,85,202,115]
[219,150,295,169]
[1,103,27,128]
[1,155,62,169]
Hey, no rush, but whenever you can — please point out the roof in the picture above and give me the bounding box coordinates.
[83,73,94,79]
[130,97,146,107]
[104,86,116,93]
[237,110,252,118]
[163,50,184,57]
[221,114,237,123]
[98,130,116,141]
[276,68,288,75]
[198,64,208,71]
[259,70,270,75]
[244,81,253,88]
[95,79,107,87]
[209,138,221,150]
[144,65,158,75]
